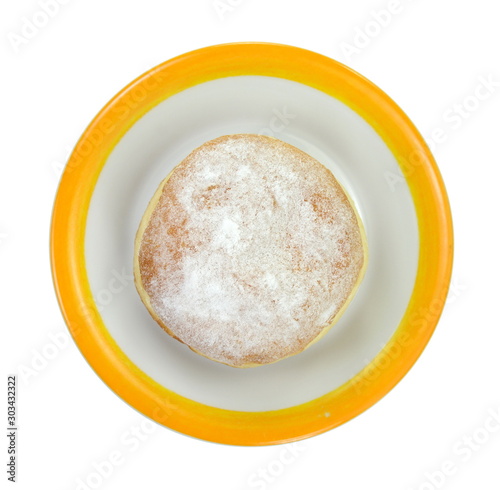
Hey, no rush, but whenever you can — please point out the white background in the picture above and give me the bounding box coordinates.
[1,0,499,489]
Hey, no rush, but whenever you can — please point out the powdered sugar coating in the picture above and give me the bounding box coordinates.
[137,134,365,367]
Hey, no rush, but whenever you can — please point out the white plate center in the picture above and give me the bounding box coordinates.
[85,75,419,411]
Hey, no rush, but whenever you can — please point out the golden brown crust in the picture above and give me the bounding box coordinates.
[134,134,368,367]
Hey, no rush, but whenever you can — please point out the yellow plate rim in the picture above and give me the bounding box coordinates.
[50,42,453,446]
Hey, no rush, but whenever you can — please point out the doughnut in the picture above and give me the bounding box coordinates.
[134,134,367,367]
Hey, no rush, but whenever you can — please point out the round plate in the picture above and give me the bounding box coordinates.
[50,42,453,445]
